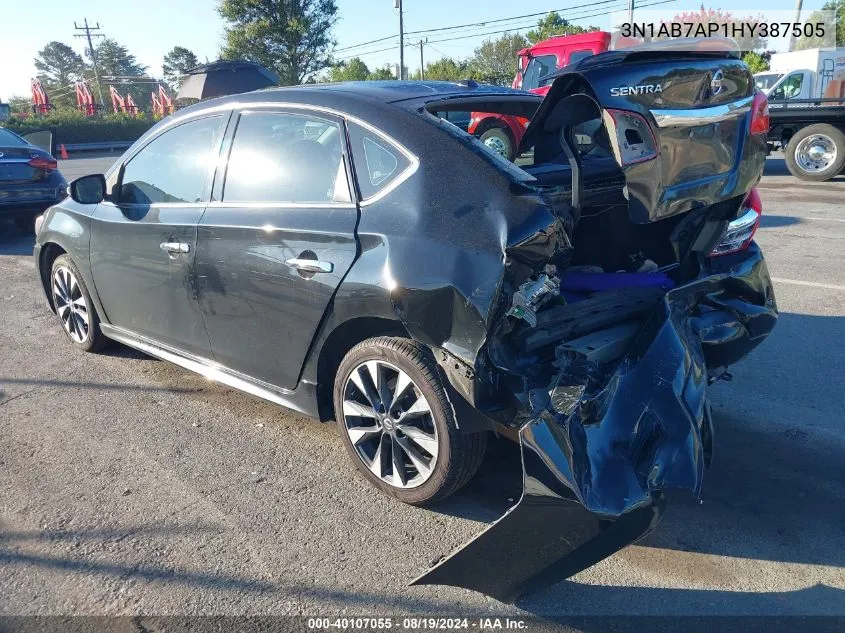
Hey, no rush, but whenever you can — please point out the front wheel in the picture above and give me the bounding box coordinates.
[50,254,109,352]
[784,124,845,181]
[334,337,487,505]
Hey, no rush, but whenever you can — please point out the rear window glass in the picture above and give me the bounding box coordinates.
[347,122,413,199]
[0,128,28,146]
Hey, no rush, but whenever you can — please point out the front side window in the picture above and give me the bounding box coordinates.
[347,122,413,199]
[772,73,803,100]
[223,111,348,203]
[523,55,558,91]
[120,116,222,204]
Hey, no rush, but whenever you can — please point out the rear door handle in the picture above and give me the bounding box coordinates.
[160,241,190,254]
[285,258,333,273]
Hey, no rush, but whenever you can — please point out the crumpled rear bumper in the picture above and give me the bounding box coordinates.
[413,244,776,602]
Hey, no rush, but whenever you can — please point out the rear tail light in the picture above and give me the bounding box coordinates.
[709,188,762,257]
[28,156,57,171]
[749,90,769,135]
[604,109,659,165]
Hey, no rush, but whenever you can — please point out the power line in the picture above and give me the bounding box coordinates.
[424,0,678,45]
[334,0,626,53]
[336,0,677,63]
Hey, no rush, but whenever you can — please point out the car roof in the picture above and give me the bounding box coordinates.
[179,80,538,116]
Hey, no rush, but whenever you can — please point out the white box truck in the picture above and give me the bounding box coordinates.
[754,48,845,181]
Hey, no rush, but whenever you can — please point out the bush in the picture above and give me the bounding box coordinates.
[1,108,159,145]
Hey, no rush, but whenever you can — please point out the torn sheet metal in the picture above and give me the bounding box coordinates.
[412,259,778,602]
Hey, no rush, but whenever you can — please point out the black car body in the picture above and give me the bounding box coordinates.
[0,127,67,231]
[33,39,776,602]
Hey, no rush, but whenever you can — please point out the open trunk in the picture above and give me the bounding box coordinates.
[414,40,776,602]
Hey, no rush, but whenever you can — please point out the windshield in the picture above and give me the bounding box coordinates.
[755,73,783,90]
[0,128,28,147]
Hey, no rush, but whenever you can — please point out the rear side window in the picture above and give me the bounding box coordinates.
[347,122,413,200]
[120,116,222,204]
[223,111,349,203]
[0,128,28,146]
[568,50,593,64]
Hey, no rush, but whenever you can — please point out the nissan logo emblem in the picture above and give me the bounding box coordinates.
[711,70,724,97]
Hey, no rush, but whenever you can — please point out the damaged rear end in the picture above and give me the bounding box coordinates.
[414,39,777,602]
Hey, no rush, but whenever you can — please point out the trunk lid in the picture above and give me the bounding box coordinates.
[521,38,766,224]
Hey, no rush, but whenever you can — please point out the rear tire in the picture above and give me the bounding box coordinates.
[50,254,108,353]
[479,127,516,161]
[334,336,487,506]
[784,124,845,181]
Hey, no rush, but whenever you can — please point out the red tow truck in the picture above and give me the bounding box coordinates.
[470,31,611,159]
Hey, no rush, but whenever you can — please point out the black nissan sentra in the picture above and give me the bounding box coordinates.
[33,39,776,602]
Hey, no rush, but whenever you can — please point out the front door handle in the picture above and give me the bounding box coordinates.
[285,258,333,273]
[160,241,190,255]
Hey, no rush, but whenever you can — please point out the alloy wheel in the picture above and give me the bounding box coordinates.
[795,133,838,173]
[53,267,89,343]
[342,360,439,489]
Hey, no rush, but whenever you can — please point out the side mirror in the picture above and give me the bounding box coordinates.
[69,174,107,205]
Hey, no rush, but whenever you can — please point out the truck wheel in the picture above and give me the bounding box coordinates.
[784,124,845,181]
[480,127,515,161]
[334,337,487,506]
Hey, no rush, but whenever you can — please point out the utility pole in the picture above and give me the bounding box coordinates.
[627,0,634,25]
[395,0,405,80]
[789,0,803,51]
[418,39,427,80]
[74,18,105,107]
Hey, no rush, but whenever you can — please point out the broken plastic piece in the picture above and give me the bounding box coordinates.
[506,272,561,327]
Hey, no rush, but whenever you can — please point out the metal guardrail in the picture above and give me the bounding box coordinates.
[63,141,133,153]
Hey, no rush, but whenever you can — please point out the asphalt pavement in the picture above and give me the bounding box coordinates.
[0,153,843,620]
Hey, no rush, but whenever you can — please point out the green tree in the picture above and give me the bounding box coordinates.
[7,95,32,114]
[414,57,468,81]
[826,0,845,46]
[329,57,370,81]
[795,1,844,49]
[34,42,85,107]
[526,11,597,44]
[368,66,396,80]
[469,33,527,86]
[218,0,338,85]
[91,38,147,77]
[741,51,771,73]
[162,46,199,91]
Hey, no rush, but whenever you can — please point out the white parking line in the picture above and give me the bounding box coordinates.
[772,277,845,292]
[806,217,845,223]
